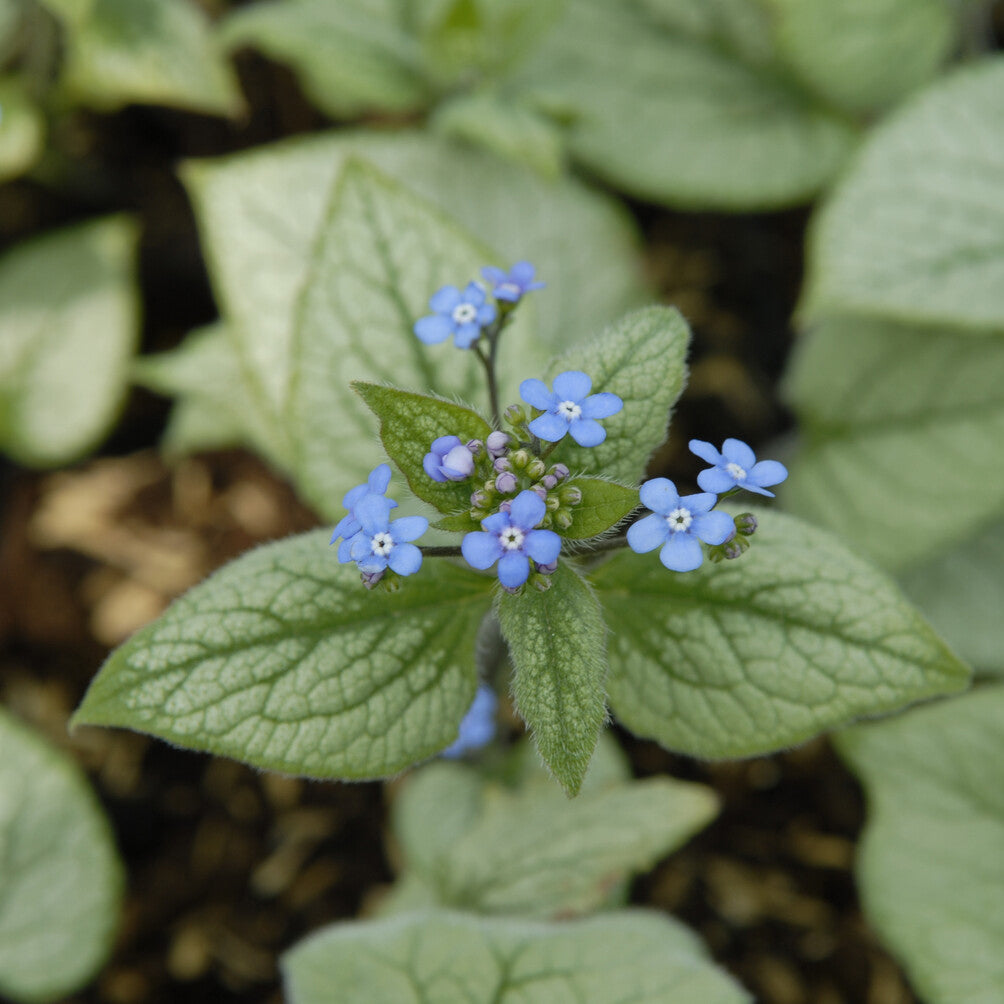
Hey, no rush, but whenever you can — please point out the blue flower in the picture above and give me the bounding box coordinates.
[519,371,622,447]
[442,684,498,758]
[461,490,561,588]
[689,439,787,498]
[343,495,428,577]
[481,261,545,303]
[627,479,734,572]
[330,464,398,560]
[423,435,475,482]
[414,282,496,349]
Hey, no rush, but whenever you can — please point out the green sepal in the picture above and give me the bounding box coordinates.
[354,381,491,516]
[496,563,608,796]
[561,476,637,540]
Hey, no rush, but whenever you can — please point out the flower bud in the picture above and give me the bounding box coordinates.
[532,574,553,592]
[526,458,546,480]
[545,494,560,512]
[553,509,574,530]
[735,512,758,536]
[723,540,744,560]
[541,474,558,490]
[470,490,490,508]
[486,431,510,457]
[493,456,512,473]
[466,439,483,455]
[530,484,547,501]
[559,486,582,506]
[495,471,518,494]
[536,560,558,575]
[361,569,385,589]
[504,404,525,426]
[549,463,569,482]
[441,444,475,480]
[499,499,512,514]
[484,479,497,494]
[510,449,531,471]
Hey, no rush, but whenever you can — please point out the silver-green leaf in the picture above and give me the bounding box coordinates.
[592,508,970,759]
[282,909,751,1004]
[0,77,45,183]
[0,216,140,467]
[836,686,1004,1004]
[73,531,494,779]
[0,708,122,1004]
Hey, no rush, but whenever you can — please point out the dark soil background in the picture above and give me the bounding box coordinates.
[0,44,936,1004]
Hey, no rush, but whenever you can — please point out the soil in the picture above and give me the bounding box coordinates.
[0,47,933,1004]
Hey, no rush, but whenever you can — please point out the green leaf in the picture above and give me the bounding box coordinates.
[835,686,1004,1004]
[0,78,45,183]
[899,522,1004,677]
[73,530,494,779]
[511,0,856,209]
[562,477,637,540]
[548,306,690,485]
[353,382,490,516]
[391,746,717,918]
[803,59,1004,331]
[282,909,751,1004]
[287,159,545,516]
[219,0,427,119]
[431,89,566,179]
[0,708,122,1004]
[782,316,1004,570]
[639,0,776,66]
[591,508,971,759]
[434,511,482,533]
[180,129,647,451]
[53,0,241,115]
[766,0,955,113]
[0,215,140,467]
[496,563,608,796]
[133,322,289,465]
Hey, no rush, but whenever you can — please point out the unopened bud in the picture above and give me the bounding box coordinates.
[504,404,525,426]
[493,456,512,473]
[526,458,546,480]
[510,449,531,471]
[530,484,547,501]
[470,490,490,508]
[361,569,385,589]
[559,486,582,506]
[486,431,510,457]
[499,499,512,514]
[466,439,483,455]
[723,541,744,560]
[541,474,558,490]
[553,510,574,530]
[532,574,552,592]
[550,463,569,482]
[495,471,518,494]
[536,560,559,575]
[545,494,560,511]
[735,512,758,536]
[484,479,497,494]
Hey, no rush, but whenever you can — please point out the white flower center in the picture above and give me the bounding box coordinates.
[498,282,520,298]
[726,462,747,480]
[371,532,395,556]
[499,527,525,551]
[666,507,692,533]
[452,303,478,325]
[557,400,582,421]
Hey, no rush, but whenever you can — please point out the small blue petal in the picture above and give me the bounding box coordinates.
[580,392,623,420]
[357,553,388,574]
[688,439,722,466]
[368,464,393,494]
[510,490,546,531]
[568,417,605,447]
[528,411,568,442]
[337,534,358,563]
[680,492,718,515]
[627,513,669,553]
[431,435,462,453]
[388,543,423,576]
[481,266,507,285]
[524,529,561,564]
[356,494,393,535]
[476,303,496,326]
[331,513,358,542]
[415,314,453,344]
[463,281,486,306]
[639,478,680,515]
[660,533,704,572]
[748,459,787,489]
[552,370,591,402]
[462,531,502,570]
[424,452,446,481]
[510,261,537,285]
[442,684,497,758]
[498,551,530,588]
[692,509,735,546]
[741,483,776,497]
[481,512,510,534]
[520,378,554,411]
[722,438,756,469]
[350,534,372,562]
[390,515,428,544]
[429,285,462,313]
[697,467,736,494]
[342,483,368,510]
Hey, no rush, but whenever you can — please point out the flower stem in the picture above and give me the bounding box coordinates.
[421,545,464,558]
[474,337,502,428]
[578,534,630,555]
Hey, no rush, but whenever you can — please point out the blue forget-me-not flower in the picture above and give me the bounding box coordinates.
[414,282,496,349]
[330,464,398,560]
[344,495,428,577]
[462,490,561,588]
[627,479,734,572]
[424,435,476,482]
[690,438,788,498]
[481,261,545,303]
[519,371,622,447]
[442,684,498,758]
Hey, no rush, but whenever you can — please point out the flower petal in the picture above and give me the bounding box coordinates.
[388,543,423,576]
[510,489,546,530]
[331,513,358,542]
[337,534,358,563]
[414,314,453,344]
[696,467,736,494]
[748,459,788,489]
[462,531,501,570]
[476,303,496,326]
[429,285,462,313]
[342,483,368,509]
[679,492,718,514]
[580,392,623,419]
[510,261,536,285]
[356,553,387,574]
[423,453,446,481]
[552,370,591,401]
[367,464,392,494]
[390,515,428,544]
[722,438,756,469]
[481,512,510,534]
[660,533,704,572]
[525,529,561,564]
[350,533,373,562]
[519,378,554,411]
[481,266,507,285]
[742,483,775,497]
[528,411,569,442]
[627,513,668,553]
[356,495,393,535]
[692,509,735,546]
[639,478,679,515]
[462,281,486,305]
[454,322,481,348]
[431,435,461,454]
[497,551,530,588]
[568,417,605,447]
[688,439,722,465]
